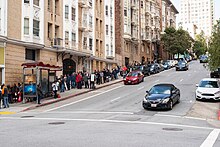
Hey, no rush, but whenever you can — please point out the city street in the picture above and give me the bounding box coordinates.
[0,61,219,147]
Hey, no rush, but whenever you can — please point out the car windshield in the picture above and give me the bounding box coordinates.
[149,86,171,95]
[199,81,219,88]
[127,72,138,77]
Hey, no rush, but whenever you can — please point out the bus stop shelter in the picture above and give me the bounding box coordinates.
[21,62,62,103]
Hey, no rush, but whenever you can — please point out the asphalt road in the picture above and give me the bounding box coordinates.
[0,61,219,147]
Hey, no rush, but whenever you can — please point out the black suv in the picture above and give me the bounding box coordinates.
[210,68,220,78]
[133,65,151,76]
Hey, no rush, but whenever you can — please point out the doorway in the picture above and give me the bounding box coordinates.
[63,59,76,76]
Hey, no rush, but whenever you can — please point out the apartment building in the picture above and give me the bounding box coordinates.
[160,0,178,60]
[179,0,214,37]
[0,0,117,85]
[140,0,161,64]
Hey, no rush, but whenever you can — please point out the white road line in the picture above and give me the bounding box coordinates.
[44,85,124,112]
[155,80,159,82]
[45,111,134,115]
[111,97,122,102]
[0,117,215,130]
[200,129,220,147]
[155,114,206,121]
[180,79,183,82]
[137,86,144,90]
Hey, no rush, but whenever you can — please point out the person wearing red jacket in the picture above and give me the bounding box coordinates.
[76,72,82,89]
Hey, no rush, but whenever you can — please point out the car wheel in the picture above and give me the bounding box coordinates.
[169,101,173,110]
[177,96,180,104]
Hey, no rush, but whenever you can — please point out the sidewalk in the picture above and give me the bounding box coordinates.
[0,77,123,114]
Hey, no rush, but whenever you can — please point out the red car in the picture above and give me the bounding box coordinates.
[124,71,144,85]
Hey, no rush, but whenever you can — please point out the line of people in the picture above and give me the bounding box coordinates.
[0,83,23,109]
[51,67,121,98]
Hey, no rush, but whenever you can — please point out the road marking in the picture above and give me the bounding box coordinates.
[155,114,206,121]
[180,79,183,82]
[111,97,122,102]
[44,85,124,112]
[155,80,159,83]
[45,111,134,115]
[0,117,215,130]
[200,129,220,147]
[137,86,144,90]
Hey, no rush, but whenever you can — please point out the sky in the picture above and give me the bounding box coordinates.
[171,0,220,23]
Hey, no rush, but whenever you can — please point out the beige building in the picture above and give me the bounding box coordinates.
[0,0,117,86]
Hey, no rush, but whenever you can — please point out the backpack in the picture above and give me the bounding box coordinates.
[1,87,4,95]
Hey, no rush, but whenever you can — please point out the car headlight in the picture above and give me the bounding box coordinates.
[162,98,170,103]
[133,78,138,81]
[214,91,220,95]
[196,90,202,94]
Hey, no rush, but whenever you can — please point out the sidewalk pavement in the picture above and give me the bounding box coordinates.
[0,78,123,114]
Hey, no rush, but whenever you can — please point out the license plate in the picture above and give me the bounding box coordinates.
[151,104,157,107]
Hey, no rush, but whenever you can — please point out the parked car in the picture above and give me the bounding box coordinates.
[142,84,180,110]
[200,55,208,63]
[133,65,151,76]
[196,78,220,101]
[162,61,171,70]
[149,63,160,74]
[124,70,144,85]
[159,63,165,71]
[210,68,220,78]
[176,60,189,71]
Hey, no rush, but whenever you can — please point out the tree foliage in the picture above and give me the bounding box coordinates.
[192,31,207,57]
[161,27,193,58]
[208,20,220,70]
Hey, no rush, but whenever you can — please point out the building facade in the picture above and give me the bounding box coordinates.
[160,0,178,60]
[179,0,214,37]
[0,0,116,86]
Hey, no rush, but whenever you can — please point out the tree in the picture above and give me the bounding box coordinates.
[208,20,220,70]
[192,31,207,57]
[161,27,193,59]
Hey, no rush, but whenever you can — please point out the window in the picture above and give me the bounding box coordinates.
[25,49,36,61]
[106,25,109,35]
[124,9,127,16]
[33,20,40,36]
[110,25,113,36]
[65,5,69,19]
[24,0,30,4]
[71,7,76,21]
[141,1,143,8]
[83,37,87,47]
[110,6,113,17]
[48,0,51,11]
[65,31,69,45]
[48,23,52,39]
[106,44,109,56]
[72,32,76,41]
[24,18,29,35]
[106,5,108,15]
[89,38,93,50]
[0,8,2,31]
[33,0,40,6]
[55,0,59,14]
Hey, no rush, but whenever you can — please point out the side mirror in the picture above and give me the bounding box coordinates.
[146,91,149,93]
[172,90,176,94]
[196,84,199,87]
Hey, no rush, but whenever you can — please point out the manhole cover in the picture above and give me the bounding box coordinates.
[162,128,183,131]
[48,122,65,125]
[21,116,34,118]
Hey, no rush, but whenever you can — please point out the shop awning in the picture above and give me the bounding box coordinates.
[21,62,62,71]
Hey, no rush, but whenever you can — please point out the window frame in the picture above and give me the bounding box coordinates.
[33,19,40,37]
[65,5,69,19]
[24,18,30,35]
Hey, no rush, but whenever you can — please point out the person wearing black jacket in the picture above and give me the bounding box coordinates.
[37,84,43,104]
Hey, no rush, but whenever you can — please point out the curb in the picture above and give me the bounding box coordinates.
[21,80,123,112]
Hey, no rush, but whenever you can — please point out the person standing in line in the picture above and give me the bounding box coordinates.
[0,87,2,109]
[90,72,95,89]
[2,85,10,108]
[83,72,89,89]
[37,84,43,104]
[52,81,58,99]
